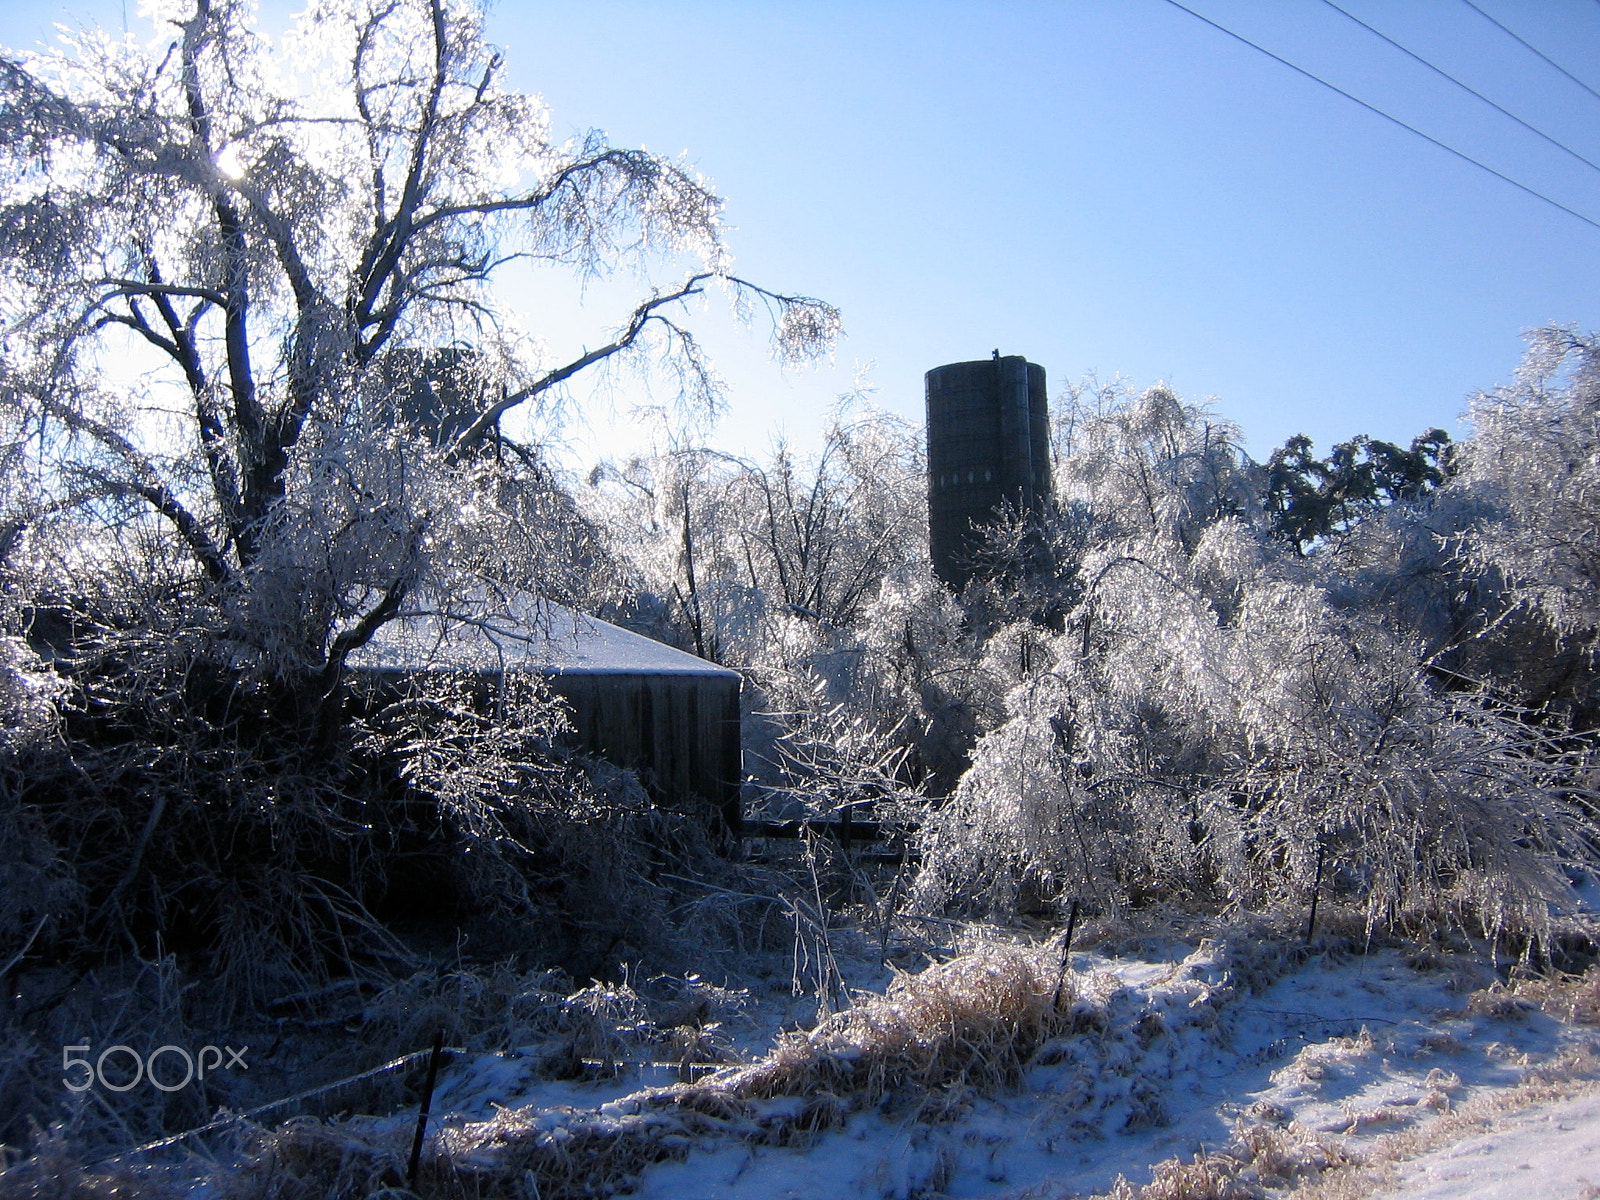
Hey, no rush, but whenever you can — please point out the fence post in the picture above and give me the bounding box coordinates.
[1052,899,1081,1010]
[407,1030,446,1187]
[1305,839,1326,945]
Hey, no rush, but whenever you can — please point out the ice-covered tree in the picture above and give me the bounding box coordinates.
[915,376,1595,941]
[1054,376,1259,556]
[0,0,836,691]
[586,408,925,660]
[1452,328,1600,716]
[584,408,961,800]
[0,0,837,1007]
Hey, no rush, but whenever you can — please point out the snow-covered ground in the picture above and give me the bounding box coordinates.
[372,929,1600,1200]
[1365,1088,1600,1200]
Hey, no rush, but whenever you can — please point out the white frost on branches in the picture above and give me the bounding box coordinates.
[0,0,837,680]
[916,366,1596,937]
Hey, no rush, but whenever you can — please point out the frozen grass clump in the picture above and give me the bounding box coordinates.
[1098,1120,1352,1200]
[1475,962,1600,1027]
[727,941,1063,1111]
[356,964,573,1060]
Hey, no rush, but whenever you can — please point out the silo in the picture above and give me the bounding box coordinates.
[926,355,1050,590]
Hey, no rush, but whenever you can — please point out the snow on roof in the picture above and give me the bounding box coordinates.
[349,598,738,679]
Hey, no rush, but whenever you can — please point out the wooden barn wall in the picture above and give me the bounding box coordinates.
[544,673,742,833]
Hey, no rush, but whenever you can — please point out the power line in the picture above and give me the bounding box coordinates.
[1159,0,1600,234]
[1459,0,1600,106]
[1321,0,1600,177]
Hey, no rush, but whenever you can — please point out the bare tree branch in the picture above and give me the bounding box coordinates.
[34,395,230,583]
[444,272,715,460]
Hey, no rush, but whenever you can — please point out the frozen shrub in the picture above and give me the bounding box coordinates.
[916,375,1596,936]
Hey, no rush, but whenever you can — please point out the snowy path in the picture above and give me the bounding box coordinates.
[1369,1088,1600,1200]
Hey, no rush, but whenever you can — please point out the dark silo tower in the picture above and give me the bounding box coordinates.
[926,355,1051,591]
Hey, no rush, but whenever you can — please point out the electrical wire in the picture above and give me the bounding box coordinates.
[1320,0,1600,177]
[1159,0,1600,234]
[1459,0,1600,106]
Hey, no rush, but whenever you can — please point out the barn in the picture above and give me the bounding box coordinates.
[350,599,743,834]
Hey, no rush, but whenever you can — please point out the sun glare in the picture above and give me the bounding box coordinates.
[214,142,245,180]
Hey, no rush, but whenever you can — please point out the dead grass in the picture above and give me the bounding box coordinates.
[36,922,1592,1200]
[0,1122,184,1200]
[1500,961,1600,1026]
[725,941,1063,1111]
[357,964,572,1063]
[1095,1121,1352,1200]
[229,1118,416,1200]
[221,941,1075,1199]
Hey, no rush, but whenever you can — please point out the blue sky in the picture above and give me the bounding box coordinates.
[6,0,1599,467]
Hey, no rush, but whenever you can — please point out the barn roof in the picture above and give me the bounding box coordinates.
[349,598,739,679]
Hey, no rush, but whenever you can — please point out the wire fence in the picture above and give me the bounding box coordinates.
[86,1044,734,1170]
